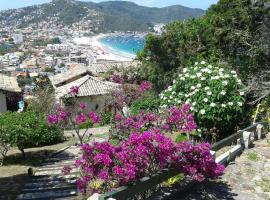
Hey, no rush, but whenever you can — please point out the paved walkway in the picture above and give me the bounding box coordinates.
[168,133,270,200]
[16,136,107,200]
[16,146,79,200]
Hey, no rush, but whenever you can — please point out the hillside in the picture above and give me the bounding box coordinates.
[0,0,205,32]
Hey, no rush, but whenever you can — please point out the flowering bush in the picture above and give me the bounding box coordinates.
[73,131,224,194]
[47,86,101,144]
[108,81,153,113]
[160,61,245,140]
[112,104,197,141]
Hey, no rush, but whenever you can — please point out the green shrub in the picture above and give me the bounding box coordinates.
[101,112,112,126]
[0,111,63,157]
[175,134,188,144]
[130,94,160,115]
[160,61,245,140]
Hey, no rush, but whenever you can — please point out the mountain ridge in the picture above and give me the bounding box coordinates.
[0,0,205,32]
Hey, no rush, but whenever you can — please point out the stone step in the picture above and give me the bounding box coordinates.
[24,179,76,188]
[27,175,77,183]
[43,155,76,161]
[35,168,78,176]
[39,161,75,168]
[22,184,76,193]
[16,189,77,200]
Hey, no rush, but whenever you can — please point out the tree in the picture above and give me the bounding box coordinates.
[139,0,270,98]
[0,111,63,158]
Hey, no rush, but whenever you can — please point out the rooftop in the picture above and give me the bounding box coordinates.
[55,74,119,99]
[88,61,139,75]
[0,73,21,93]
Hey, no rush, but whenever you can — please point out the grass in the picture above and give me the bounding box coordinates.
[246,152,260,161]
[255,178,270,192]
[0,138,76,200]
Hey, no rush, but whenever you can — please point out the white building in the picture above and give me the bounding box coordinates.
[49,66,119,113]
[12,34,24,44]
[0,73,21,113]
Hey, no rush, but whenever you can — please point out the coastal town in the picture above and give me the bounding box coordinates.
[0,24,162,111]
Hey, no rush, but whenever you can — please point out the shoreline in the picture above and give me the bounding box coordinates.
[73,33,145,62]
[91,33,135,62]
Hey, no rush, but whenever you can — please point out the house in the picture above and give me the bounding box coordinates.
[0,73,22,113]
[49,66,119,113]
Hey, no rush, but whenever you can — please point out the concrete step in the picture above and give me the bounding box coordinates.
[16,189,77,200]
[24,179,76,189]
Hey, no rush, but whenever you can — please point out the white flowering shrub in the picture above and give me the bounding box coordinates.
[160,61,245,139]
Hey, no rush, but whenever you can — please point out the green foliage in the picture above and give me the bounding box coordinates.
[50,37,61,44]
[160,61,245,139]
[0,111,63,157]
[139,0,270,91]
[247,152,259,161]
[175,134,188,144]
[163,174,184,187]
[17,76,33,87]
[44,67,56,73]
[78,119,94,130]
[0,43,18,55]
[255,178,270,192]
[101,112,112,126]
[130,93,160,115]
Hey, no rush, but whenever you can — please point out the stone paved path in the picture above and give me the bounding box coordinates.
[168,133,270,200]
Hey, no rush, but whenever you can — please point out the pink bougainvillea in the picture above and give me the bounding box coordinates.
[139,81,152,92]
[113,104,197,140]
[73,131,224,194]
[111,74,124,84]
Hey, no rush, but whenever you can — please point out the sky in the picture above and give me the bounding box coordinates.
[0,0,219,11]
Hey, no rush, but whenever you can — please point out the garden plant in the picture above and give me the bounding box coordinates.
[160,61,245,141]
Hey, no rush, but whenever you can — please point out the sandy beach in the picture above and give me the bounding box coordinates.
[91,34,135,61]
[73,34,134,62]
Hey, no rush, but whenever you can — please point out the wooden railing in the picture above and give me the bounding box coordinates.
[96,122,268,200]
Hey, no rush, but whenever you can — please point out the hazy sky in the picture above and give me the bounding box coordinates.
[0,0,219,11]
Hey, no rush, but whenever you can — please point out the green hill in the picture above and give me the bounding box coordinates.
[0,0,204,32]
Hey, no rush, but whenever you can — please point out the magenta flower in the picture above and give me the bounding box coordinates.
[111,74,124,84]
[98,170,109,181]
[70,86,79,95]
[47,114,59,125]
[89,112,101,124]
[79,102,86,110]
[76,113,87,125]
[58,111,68,122]
[139,81,152,92]
[115,114,123,122]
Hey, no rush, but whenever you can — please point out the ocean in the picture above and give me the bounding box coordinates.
[98,34,145,58]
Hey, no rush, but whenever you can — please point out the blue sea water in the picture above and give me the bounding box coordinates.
[99,35,145,58]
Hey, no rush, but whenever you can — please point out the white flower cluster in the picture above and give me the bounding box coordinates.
[160,61,245,116]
